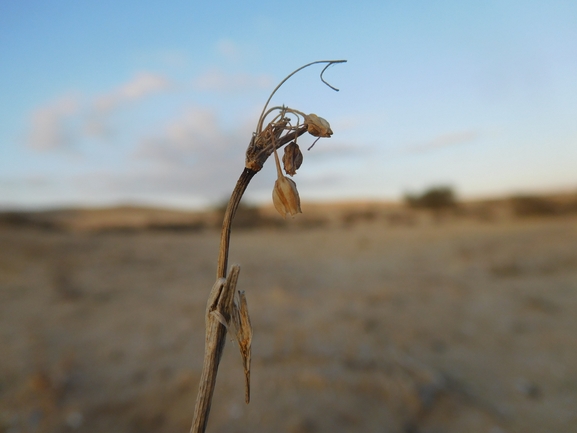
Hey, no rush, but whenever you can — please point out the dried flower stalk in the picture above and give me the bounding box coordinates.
[190,60,346,433]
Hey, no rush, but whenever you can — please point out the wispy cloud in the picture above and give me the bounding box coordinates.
[24,72,172,149]
[135,108,225,162]
[86,72,172,138]
[405,130,480,154]
[26,94,81,150]
[93,72,171,113]
[132,106,251,199]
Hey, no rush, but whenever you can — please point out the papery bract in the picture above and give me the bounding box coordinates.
[272,175,302,218]
[305,113,333,137]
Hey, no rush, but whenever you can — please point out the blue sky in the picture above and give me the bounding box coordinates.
[1,1,576,209]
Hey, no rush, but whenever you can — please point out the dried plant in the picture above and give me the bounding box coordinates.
[190,59,346,433]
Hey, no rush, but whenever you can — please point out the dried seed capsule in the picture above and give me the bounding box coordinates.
[305,113,333,137]
[273,175,302,218]
[272,146,302,218]
[282,142,303,176]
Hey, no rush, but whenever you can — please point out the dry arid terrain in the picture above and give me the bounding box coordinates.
[1,196,576,433]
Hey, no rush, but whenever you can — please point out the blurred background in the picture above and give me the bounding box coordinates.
[2,1,577,209]
[1,1,576,432]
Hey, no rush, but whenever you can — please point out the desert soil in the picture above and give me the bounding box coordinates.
[1,216,576,433]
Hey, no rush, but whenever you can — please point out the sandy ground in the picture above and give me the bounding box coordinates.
[1,216,576,433]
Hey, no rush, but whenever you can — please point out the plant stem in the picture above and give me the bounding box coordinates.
[190,167,255,433]
[190,92,311,433]
[216,168,257,280]
[190,266,240,433]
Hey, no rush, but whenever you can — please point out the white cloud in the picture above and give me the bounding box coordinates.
[130,105,367,203]
[24,72,172,149]
[26,94,81,150]
[21,69,313,204]
[131,106,256,200]
[93,72,171,113]
[136,107,225,158]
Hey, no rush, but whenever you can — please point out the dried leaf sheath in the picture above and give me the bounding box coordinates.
[231,290,253,403]
[190,266,240,433]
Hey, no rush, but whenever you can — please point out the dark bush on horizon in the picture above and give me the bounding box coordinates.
[404,186,457,210]
[510,195,559,217]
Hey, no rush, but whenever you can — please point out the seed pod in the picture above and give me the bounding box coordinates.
[282,142,303,176]
[305,113,333,137]
[272,146,302,218]
[273,175,302,218]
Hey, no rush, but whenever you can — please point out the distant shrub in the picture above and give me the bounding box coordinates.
[342,209,378,226]
[510,195,558,217]
[0,211,59,230]
[405,186,457,210]
[145,220,207,232]
[0,212,32,227]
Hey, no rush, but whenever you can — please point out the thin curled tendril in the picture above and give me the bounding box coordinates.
[255,60,347,135]
[319,62,343,91]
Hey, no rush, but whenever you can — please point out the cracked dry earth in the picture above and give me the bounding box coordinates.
[1,216,576,433]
